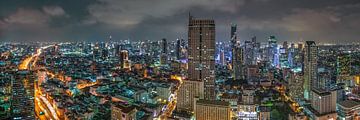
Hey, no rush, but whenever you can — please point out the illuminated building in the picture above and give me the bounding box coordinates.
[195,100,231,120]
[120,50,129,69]
[233,46,244,81]
[238,85,258,120]
[187,14,216,100]
[111,103,137,120]
[177,80,204,111]
[288,72,304,100]
[304,41,318,100]
[93,43,101,61]
[337,100,360,120]
[244,40,254,66]
[258,106,271,120]
[160,38,168,65]
[280,41,289,68]
[307,89,337,120]
[231,24,244,81]
[101,48,109,60]
[268,35,279,67]
[220,50,226,65]
[176,39,181,60]
[336,53,352,85]
[246,65,259,85]
[288,112,307,120]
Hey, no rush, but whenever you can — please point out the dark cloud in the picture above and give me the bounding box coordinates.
[0,0,359,43]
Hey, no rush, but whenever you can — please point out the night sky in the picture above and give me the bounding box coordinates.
[0,0,360,43]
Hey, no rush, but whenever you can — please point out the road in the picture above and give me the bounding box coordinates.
[158,75,183,119]
[18,45,59,120]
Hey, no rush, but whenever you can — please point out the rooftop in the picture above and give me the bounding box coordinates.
[196,99,230,107]
[338,100,360,109]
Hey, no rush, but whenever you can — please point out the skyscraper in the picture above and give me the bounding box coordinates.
[160,38,167,64]
[176,39,181,60]
[268,36,279,67]
[231,24,244,81]
[188,15,216,100]
[304,41,318,100]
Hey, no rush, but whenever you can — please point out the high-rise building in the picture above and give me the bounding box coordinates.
[220,50,226,65]
[231,24,244,81]
[177,80,204,111]
[160,38,168,64]
[268,36,279,68]
[187,15,216,100]
[308,89,337,120]
[195,100,231,120]
[304,41,318,100]
[176,39,181,60]
[120,50,130,69]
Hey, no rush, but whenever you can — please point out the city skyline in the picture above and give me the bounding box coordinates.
[1,1,360,120]
[0,0,360,43]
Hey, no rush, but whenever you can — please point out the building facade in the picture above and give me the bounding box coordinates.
[304,41,318,100]
[195,100,231,120]
[177,80,204,111]
[187,15,216,100]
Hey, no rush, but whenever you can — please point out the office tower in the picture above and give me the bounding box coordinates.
[93,43,101,61]
[252,36,260,65]
[187,15,216,100]
[160,38,168,64]
[280,41,289,68]
[195,100,231,120]
[268,36,279,67]
[309,89,337,120]
[230,24,237,67]
[115,44,121,57]
[244,40,253,65]
[220,50,226,65]
[304,41,318,100]
[176,39,181,60]
[111,102,137,120]
[233,47,244,81]
[101,48,109,60]
[120,50,129,69]
[231,24,244,81]
[177,80,204,111]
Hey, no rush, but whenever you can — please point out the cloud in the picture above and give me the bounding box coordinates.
[281,9,341,32]
[4,8,49,25]
[88,0,245,27]
[43,6,67,16]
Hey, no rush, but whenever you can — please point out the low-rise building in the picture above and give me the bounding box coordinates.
[337,100,360,120]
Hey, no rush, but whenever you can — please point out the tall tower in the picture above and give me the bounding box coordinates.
[188,15,216,100]
[304,41,318,100]
[160,38,167,64]
[268,36,279,67]
[231,24,243,81]
[176,39,181,60]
